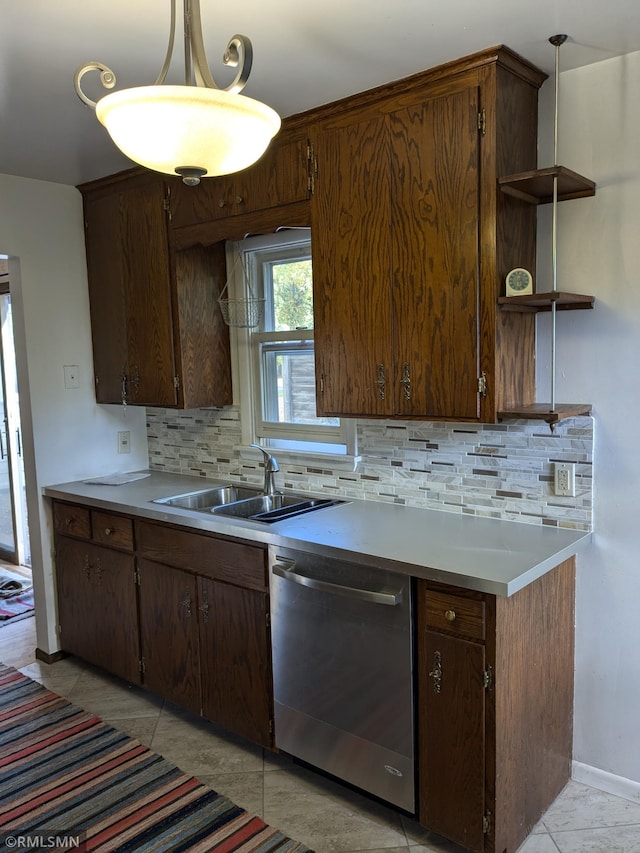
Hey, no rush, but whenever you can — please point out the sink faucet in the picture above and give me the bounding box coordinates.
[250,444,280,496]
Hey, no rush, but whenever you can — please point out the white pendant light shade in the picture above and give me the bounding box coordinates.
[96,85,281,178]
[75,1,281,185]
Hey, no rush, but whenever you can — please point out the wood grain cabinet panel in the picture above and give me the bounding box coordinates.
[80,171,231,409]
[199,577,273,748]
[52,502,91,540]
[416,557,576,853]
[138,558,202,713]
[169,125,310,230]
[55,535,139,685]
[92,511,134,550]
[419,630,486,851]
[135,520,267,591]
[312,48,545,422]
[53,500,274,747]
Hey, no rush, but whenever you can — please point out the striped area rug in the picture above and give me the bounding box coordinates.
[0,664,312,852]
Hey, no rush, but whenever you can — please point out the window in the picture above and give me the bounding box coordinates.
[228,231,355,457]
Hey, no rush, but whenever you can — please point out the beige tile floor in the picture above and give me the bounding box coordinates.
[2,615,640,852]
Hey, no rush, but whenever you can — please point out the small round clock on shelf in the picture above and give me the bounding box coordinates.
[505,267,533,297]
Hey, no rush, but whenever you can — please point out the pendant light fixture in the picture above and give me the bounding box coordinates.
[74,0,281,185]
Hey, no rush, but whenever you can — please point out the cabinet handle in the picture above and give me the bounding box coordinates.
[104,527,115,536]
[376,363,386,400]
[218,198,226,208]
[198,601,209,624]
[399,362,411,400]
[96,557,103,585]
[180,595,192,617]
[444,609,456,622]
[83,554,90,579]
[429,650,442,694]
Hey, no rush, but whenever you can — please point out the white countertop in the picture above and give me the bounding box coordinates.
[43,470,591,596]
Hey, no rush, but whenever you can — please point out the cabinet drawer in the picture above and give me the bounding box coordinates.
[53,502,91,540]
[92,511,134,551]
[424,589,486,641]
[135,521,267,591]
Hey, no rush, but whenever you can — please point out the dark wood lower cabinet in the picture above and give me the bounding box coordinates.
[138,558,202,713]
[55,536,139,685]
[419,631,486,851]
[53,499,575,853]
[416,557,576,853]
[53,501,274,749]
[199,578,272,748]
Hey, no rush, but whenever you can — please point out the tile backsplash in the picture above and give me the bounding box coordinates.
[146,408,593,530]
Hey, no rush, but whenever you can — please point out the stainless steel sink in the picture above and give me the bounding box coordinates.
[153,484,345,523]
[213,494,344,523]
[153,485,262,510]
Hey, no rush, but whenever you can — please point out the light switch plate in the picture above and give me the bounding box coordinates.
[63,365,80,389]
[117,431,131,454]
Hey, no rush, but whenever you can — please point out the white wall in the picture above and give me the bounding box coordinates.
[536,51,640,790]
[0,173,149,655]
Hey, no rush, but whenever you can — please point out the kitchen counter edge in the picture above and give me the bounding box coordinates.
[43,470,592,597]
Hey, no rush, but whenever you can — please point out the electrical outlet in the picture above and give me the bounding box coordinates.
[117,430,131,454]
[554,462,576,497]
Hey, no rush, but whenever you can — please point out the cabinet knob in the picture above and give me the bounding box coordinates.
[234,196,244,205]
[104,527,115,536]
[65,517,72,527]
[444,609,456,622]
[218,198,226,208]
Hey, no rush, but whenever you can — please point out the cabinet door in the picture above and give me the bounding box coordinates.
[55,537,140,684]
[418,630,486,852]
[311,113,393,416]
[138,559,201,713]
[199,577,273,747]
[169,128,310,229]
[120,180,177,406]
[83,177,177,407]
[83,191,129,404]
[56,536,96,660]
[391,87,481,419]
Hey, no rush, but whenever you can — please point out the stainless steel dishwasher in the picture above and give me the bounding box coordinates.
[269,546,415,812]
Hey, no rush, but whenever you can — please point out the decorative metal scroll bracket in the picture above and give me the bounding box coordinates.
[73,0,254,110]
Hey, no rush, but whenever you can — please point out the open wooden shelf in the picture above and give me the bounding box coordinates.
[498,291,595,313]
[497,403,592,426]
[499,166,596,205]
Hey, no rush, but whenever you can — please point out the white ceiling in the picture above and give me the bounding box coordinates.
[2,0,639,187]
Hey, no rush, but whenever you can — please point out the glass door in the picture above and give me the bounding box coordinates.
[0,289,29,565]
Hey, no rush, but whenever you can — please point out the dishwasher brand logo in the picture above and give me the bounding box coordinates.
[384,765,404,777]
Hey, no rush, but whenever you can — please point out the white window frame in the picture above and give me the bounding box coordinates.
[226,230,357,462]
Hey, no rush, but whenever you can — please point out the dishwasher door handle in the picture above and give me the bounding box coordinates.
[271,559,403,606]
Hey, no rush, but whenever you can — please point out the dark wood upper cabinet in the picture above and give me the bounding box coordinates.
[311,47,546,422]
[80,171,231,408]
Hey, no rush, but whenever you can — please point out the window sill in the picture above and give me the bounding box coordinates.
[236,445,361,472]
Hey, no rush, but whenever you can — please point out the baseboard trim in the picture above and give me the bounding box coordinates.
[572,761,640,804]
[35,647,67,665]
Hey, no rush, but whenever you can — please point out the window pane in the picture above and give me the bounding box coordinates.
[269,259,313,331]
[261,345,338,426]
